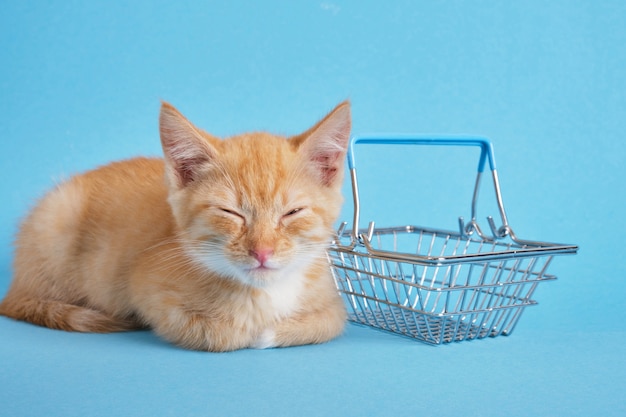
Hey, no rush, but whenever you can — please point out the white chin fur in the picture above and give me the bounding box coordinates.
[187,246,322,320]
[191,250,309,317]
[189,246,316,289]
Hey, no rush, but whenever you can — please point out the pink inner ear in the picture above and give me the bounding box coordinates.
[306,132,350,186]
[161,134,214,187]
[159,103,218,188]
[301,102,351,186]
[175,154,210,186]
[312,154,341,185]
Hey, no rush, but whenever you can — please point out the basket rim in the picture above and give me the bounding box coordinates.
[329,224,578,266]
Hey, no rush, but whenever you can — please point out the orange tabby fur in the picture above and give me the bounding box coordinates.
[0,101,350,351]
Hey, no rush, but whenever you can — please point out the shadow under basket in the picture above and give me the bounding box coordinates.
[327,136,578,345]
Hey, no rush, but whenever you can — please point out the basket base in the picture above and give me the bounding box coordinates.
[346,306,527,345]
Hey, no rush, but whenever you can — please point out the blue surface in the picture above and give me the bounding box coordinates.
[1,1,625,416]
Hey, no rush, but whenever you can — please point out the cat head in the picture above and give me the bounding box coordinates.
[159,101,351,287]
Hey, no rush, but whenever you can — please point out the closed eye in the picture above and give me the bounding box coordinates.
[283,207,304,218]
[219,207,245,220]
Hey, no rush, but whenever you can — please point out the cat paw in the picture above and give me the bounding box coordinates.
[251,328,276,349]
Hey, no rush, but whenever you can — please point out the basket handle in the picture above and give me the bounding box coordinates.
[347,135,512,242]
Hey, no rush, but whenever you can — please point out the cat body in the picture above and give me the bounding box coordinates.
[0,102,350,351]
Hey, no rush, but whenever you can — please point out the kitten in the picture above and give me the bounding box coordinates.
[0,101,350,351]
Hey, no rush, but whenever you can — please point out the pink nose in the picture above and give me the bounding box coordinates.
[250,248,274,265]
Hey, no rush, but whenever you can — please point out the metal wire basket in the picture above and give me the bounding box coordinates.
[327,136,578,345]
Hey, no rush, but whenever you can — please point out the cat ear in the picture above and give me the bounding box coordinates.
[159,102,219,188]
[293,101,351,187]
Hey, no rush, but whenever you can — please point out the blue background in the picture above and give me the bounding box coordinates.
[1,1,625,416]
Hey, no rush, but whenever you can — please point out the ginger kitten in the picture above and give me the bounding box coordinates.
[0,101,350,351]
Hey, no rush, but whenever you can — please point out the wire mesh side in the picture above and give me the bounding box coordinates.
[328,251,545,344]
[327,227,559,344]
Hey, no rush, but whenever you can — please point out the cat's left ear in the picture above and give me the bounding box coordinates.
[159,102,219,189]
[293,101,351,187]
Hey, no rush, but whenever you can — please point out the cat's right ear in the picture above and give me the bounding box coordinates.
[292,101,351,187]
[159,102,219,189]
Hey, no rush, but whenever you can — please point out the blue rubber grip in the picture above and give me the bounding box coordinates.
[348,136,496,172]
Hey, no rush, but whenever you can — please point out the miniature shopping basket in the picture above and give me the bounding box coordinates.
[327,136,578,345]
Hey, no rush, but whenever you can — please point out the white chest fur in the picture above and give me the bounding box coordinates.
[250,270,307,349]
[262,272,305,318]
